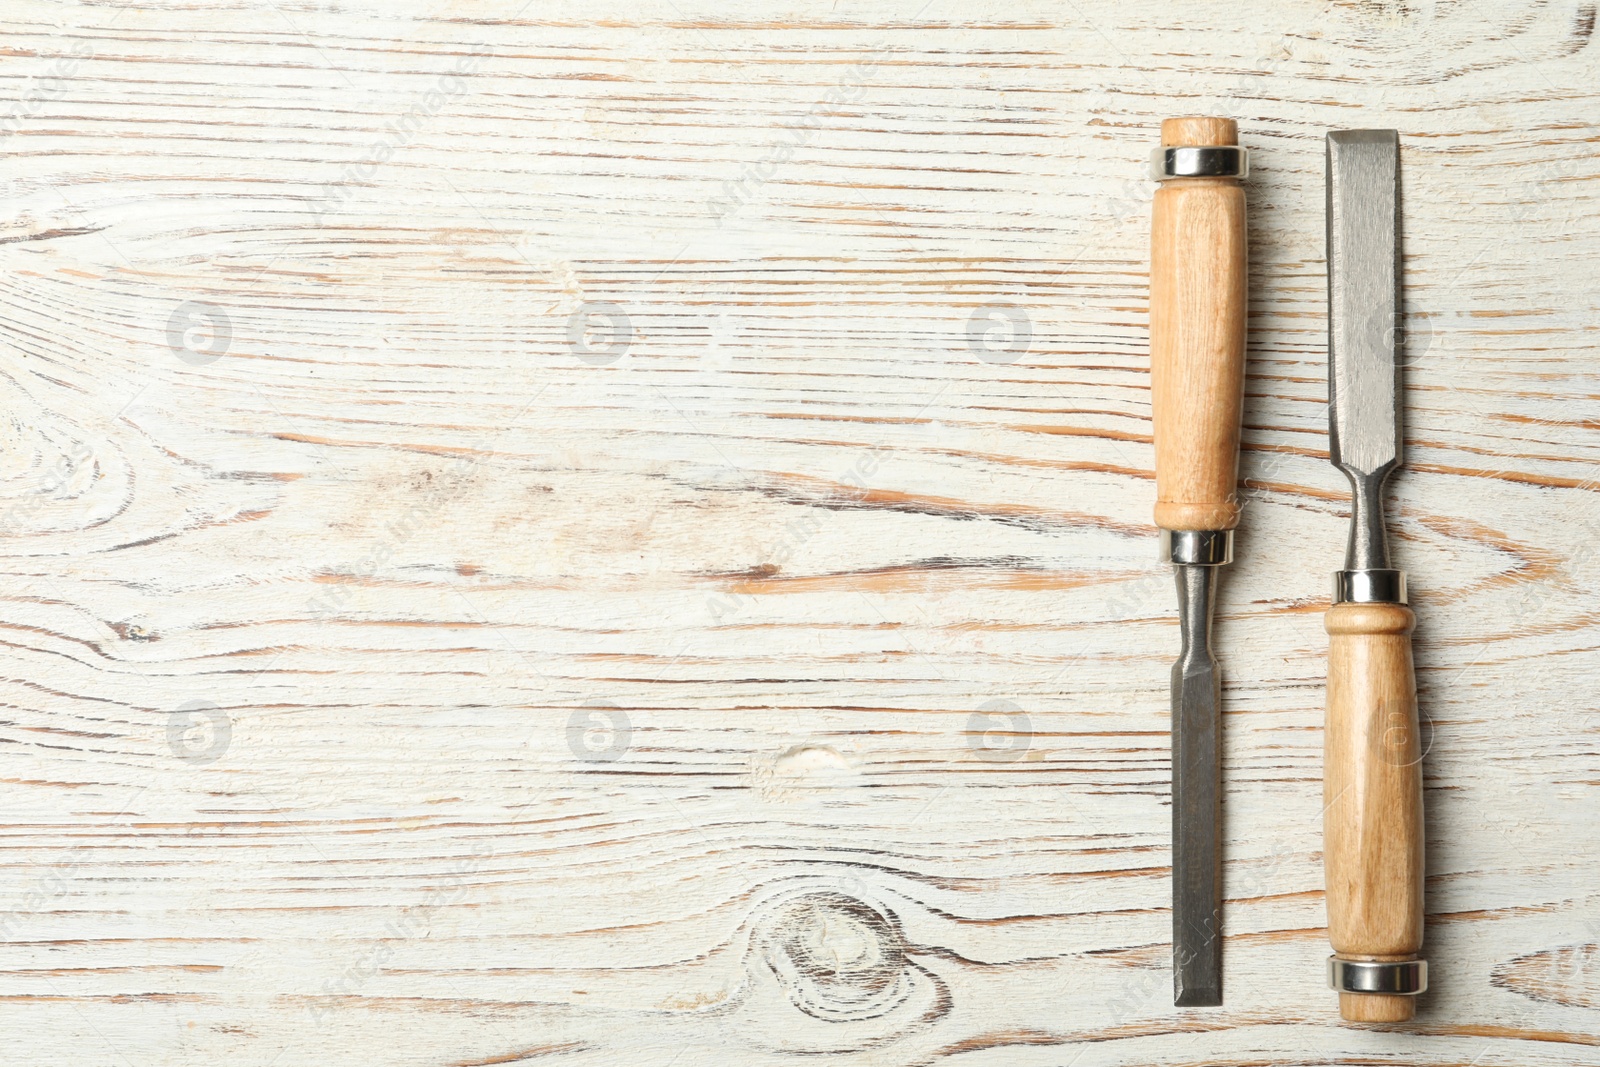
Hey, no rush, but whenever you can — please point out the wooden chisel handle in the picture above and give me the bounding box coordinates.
[1149,116,1248,532]
[1324,602,1425,1022]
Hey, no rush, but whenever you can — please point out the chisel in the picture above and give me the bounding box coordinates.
[1322,129,1428,1022]
[1147,116,1250,1007]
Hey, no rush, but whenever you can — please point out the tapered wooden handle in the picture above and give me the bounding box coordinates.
[1324,602,1425,1023]
[1150,116,1248,532]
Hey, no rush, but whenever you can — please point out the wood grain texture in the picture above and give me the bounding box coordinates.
[1324,601,1423,1024]
[1,0,1599,1063]
[1148,116,1248,531]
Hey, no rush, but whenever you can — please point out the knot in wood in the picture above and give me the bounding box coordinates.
[757,891,911,1022]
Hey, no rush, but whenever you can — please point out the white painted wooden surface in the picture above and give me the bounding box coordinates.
[2,1,1599,1063]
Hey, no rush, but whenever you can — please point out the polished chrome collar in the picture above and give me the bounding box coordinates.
[1150,145,1249,181]
[1160,529,1234,566]
[1328,956,1427,995]
[1333,568,1407,605]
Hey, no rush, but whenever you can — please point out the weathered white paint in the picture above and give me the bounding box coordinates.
[1,0,1598,1063]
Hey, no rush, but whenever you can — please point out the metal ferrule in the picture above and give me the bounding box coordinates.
[1150,145,1250,182]
[1333,568,1407,605]
[1160,529,1234,567]
[1328,957,1427,996]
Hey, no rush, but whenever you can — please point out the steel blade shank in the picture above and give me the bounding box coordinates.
[1172,563,1222,1006]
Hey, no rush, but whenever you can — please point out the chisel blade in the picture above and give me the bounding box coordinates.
[1327,129,1403,482]
[1172,563,1222,1006]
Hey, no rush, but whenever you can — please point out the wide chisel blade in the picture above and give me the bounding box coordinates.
[1327,129,1403,575]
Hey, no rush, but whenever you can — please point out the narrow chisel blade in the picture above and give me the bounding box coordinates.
[1172,563,1222,1006]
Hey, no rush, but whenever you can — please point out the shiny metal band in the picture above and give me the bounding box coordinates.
[1149,145,1250,182]
[1328,957,1427,996]
[1333,568,1407,604]
[1160,529,1233,566]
